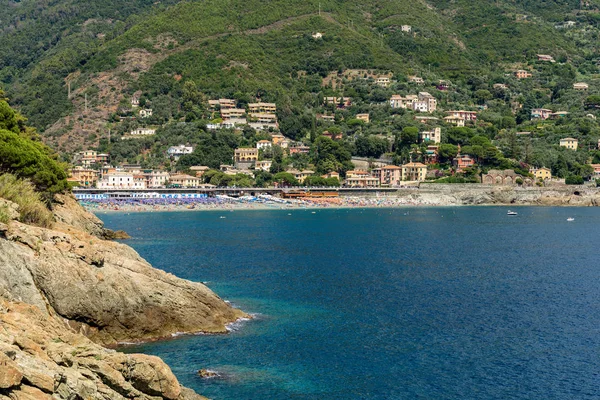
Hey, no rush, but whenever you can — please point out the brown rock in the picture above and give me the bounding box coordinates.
[125,354,181,400]
[7,385,51,400]
[0,352,23,389]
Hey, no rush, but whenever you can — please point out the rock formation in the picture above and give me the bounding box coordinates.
[0,193,247,399]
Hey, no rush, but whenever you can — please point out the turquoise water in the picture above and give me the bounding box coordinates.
[99,207,600,399]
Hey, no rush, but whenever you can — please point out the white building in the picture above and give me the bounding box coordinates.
[144,171,170,188]
[139,109,153,118]
[97,172,147,189]
[167,145,194,159]
[401,25,412,32]
[130,128,156,136]
[256,140,272,150]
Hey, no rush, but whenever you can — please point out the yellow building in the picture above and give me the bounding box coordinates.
[401,162,428,182]
[248,102,277,113]
[69,167,98,187]
[559,137,578,150]
[356,113,370,123]
[530,167,552,181]
[169,174,202,187]
[234,148,259,163]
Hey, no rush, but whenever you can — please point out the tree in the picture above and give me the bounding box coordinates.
[399,126,419,147]
[437,144,459,163]
[273,172,298,186]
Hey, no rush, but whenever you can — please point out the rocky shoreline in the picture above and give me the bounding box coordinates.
[0,194,246,399]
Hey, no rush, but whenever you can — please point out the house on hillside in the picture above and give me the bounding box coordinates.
[420,127,441,144]
[453,154,475,172]
[559,137,578,150]
[401,25,412,32]
[139,109,152,118]
[409,76,424,84]
[401,162,427,182]
[573,82,589,90]
[531,108,552,120]
[515,70,532,79]
[537,54,555,62]
[256,140,272,150]
[372,165,402,186]
[530,167,552,181]
[356,113,370,123]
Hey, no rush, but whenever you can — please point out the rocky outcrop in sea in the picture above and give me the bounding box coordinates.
[0,193,246,399]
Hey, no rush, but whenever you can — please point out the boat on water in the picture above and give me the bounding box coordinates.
[567,217,575,221]
[507,210,518,216]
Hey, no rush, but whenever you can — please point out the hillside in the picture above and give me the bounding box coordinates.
[4,0,600,182]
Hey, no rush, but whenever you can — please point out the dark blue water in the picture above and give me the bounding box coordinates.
[99,207,600,399]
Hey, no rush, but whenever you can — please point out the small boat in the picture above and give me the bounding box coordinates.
[311,211,316,214]
[219,216,226,219]
[507,210,518,216]
[567,217,575,222]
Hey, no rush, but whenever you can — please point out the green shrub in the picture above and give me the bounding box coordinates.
[0,205,10,224]
[0,174,54,228]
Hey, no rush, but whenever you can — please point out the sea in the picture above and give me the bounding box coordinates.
[98,207,600,400]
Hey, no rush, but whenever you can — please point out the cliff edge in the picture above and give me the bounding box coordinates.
[0,193,246,399]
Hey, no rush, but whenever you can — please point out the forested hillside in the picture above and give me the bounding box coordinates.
[4,0,600,181]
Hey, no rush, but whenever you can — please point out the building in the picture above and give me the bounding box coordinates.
[590,164,600,179]
[372,165,402,186]
[129,128,156,136]
[189,166,211,177]
[375,75,392,87]
[256,140,272,150]
[401,162,427,181]
[249,113,277,124]
[482,170,529,186]
[537,54,555,62]
[573,82,589,90]
[344,170,380,187]
[97,172,146,189]
[312,32,323,39]
[234,148,259,169]
[453,154,475,172]
[289,144,310,154]
[248,102,277,113]
[559,138,578,150]
[493,83,508,90]
[515,70,532,79]
[437,80,451,91]
[322,130,343,140]
[409,76,424,84]
[530,167,552,181]
[424,145,439,164]
[208,98,236,110]
[550,111,569,119]
[446,110,477,122]
[356,113,370,123]
[401,25,412,32]
[317,114,336,122]
[321,171,340,180]
[169,174,202,188]
[144,170,170,188]
[443,116,465,127]
[271,134,285,145]
[420,127,441,144]
[390,92,436,113]
[139,109,152,118]
[221,108,246,120]
[531,108,552,120]
[131,97,140,107]
[325,97,352,108]
[69,167,98,187]
[288,169,314,184]
[255,160,272,171]
[167,145,194,160]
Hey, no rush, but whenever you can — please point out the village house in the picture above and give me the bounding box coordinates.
[139,109,152,118]
[443,116,465,127]
[493,83,508,90]
[208,99,236,110]
[453,154,475,172]
[424,145,439,164]
[537,54,555,62]
[131,97,140,107]
[401,162,427,182]
[220,108,246,120]
[169,174,202,188]
[390,92,436,113]
[248,102,277,113]
[559,137,578,150]
[77,150,108,167]
[409,76,424,84]
[69,167,98,187]
[344,170,380,187]
[401,25,411,32]
[280,138,292,149]
[289,144,310,154]
[446,110,477,122]
[530,167,552,181]
[550,111,569,119]
[189,166,211,178]
[144,170,170,188]
[316,114,336,122]
[129,128,156,136]
[531,108,552,120]
[420,127,441,144]
[321,171,340,180]
[573,82,589,90]
[255,160,272,172]
[375,75,392,87]
[256,140,272,150]
[415,116,439,124]
[271,134,285,145]
[312,32,323,39]
[437,80,450,91]
[590,164,600,179]
[234,148,259,169]
[325,97,352,108]
[167,145,194,160]
[322,130,343,140]
[356,113,370,123]
[288,169,314,184]
[249,113,277,124]
[372,165,402,186]
[515,70,532,79]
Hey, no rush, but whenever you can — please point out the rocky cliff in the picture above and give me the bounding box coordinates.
[0,194,246,399]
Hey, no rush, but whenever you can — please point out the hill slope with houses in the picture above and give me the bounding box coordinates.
[5,0,600,187]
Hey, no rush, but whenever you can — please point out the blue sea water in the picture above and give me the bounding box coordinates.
[99,207,600,400]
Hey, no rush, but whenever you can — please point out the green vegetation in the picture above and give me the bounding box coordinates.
[0,174,55,228]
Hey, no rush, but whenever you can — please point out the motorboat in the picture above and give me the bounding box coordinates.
[507,210,518,216]
[567,217,575,222]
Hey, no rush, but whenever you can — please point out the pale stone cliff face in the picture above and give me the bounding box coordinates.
[0,194,246,399]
